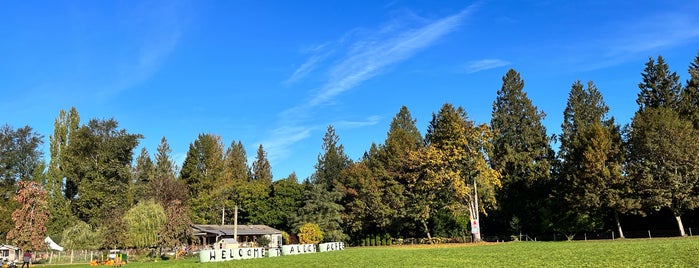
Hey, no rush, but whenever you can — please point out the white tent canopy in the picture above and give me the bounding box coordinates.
[44,236,64,251]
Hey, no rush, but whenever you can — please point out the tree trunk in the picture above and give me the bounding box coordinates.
[422,220,433,244]
[470,180,481,242]
[473,229,482,242]
[614,211,625,239]
[675,215,687,237]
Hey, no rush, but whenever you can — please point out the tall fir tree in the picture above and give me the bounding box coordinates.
[637,55,682,111]
[558,80,636,238]
[629,55,699,236]
[490,69,554,235]
[380,106,423,236]
[236,144,272,224]
[252,144,273,185]
[223,140,250,183]
[180,133,225,224]
[149,137,187,204]
[147,137,192,246]
[221,140,255,224]
[154,137,178,180]
[313,125,351,191]
[134,148,155,184]
[382,106,424,173]
[298,125,349,242]
[133,147,155,203]
[340,106,423,239]
[680,51,699,127]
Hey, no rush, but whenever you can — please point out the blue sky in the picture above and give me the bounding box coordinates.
[2,1,699,180]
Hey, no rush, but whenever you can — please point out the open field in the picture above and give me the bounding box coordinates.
[38,237,699,267]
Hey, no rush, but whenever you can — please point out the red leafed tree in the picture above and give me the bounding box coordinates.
[7,181,50,250]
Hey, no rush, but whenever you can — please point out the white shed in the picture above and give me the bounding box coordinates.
[0,244,20,262]
[216,238,239,249]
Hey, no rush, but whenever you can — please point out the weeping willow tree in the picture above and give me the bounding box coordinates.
[61,220,101,250]
[123,200,166,250]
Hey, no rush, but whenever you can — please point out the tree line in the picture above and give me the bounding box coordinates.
[2,52,699,250]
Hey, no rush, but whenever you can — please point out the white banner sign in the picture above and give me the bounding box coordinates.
[281,244,316,255]
[268,247,282,257]
[471,219,480,235]
[318,242,345,252]
[199,247,266,262]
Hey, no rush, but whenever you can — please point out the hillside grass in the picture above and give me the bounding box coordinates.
[42,237,699,267]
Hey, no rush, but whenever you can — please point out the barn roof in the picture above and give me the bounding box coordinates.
[192,224,281,236]
[0,244,19,250]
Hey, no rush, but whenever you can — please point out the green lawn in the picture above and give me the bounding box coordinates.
[38,237,699,267]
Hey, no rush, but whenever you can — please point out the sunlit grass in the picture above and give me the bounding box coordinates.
[43,237,699,267]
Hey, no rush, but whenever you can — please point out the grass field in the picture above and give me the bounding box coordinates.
[36,237,699,267]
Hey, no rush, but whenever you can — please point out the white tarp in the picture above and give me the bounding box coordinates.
[44,236,64,251]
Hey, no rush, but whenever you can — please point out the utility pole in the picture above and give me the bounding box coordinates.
[221,207,225,225]
[234,205,238,242]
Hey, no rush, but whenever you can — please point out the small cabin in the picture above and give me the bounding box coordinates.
[0,244,20,262]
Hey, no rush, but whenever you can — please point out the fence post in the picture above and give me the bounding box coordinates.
[584,233,587,241]
[648,230,652,239]
[690,228,693,236]
[611,231,615,240]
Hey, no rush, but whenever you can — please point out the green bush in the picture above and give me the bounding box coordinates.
[257,235,271,247]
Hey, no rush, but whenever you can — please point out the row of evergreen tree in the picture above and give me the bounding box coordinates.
[1,52,699,250]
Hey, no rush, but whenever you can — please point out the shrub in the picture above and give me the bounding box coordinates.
[298,223,323,244]
[257,235,271,247]
[281,231,290,245]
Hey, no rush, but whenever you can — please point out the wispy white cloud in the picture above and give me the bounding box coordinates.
[309,6,477,106]
[570,10,699,71]
[284,53,328,85]
[334,115,382,128]
[285,42,336,85]
[612,13,699,54]
[257,126,315,162]
[464,59,511,74]
[265,5,478,167]
[98,2,186,98]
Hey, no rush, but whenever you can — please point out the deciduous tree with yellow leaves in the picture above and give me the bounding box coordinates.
[406,103,500,242]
